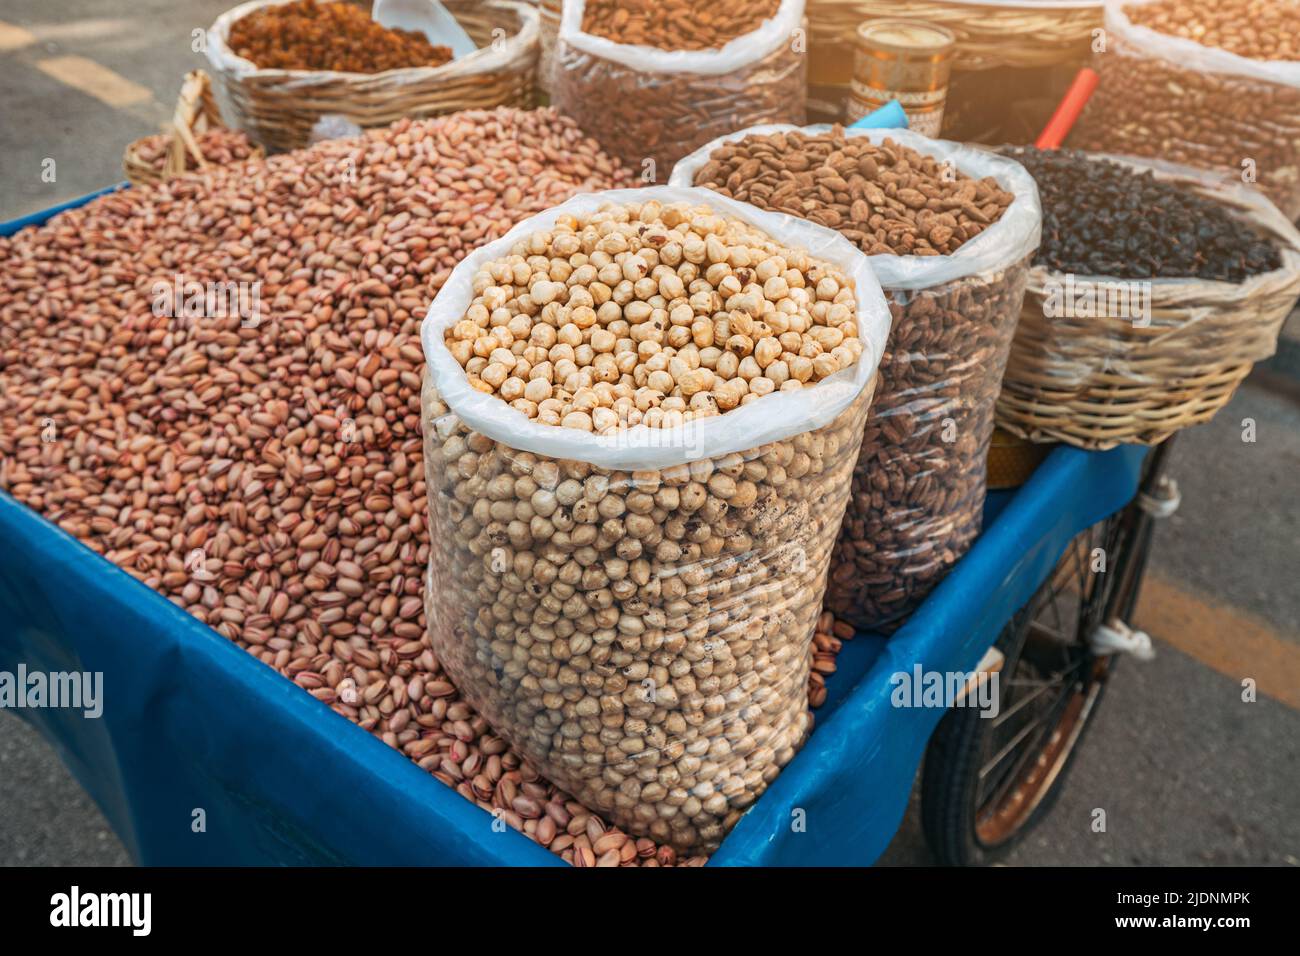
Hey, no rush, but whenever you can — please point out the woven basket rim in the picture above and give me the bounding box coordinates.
[209,0,538,84]
[121,149,164,187]
[817,0,1104,27]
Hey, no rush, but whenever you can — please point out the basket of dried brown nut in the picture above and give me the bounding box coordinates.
[206,0,539,152]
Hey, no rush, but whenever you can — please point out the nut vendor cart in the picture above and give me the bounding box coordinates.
[0,165,1170,864]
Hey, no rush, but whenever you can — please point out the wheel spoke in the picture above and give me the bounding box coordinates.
[1027,619,1069,644]
[961,512,1134,852]
[991,679,1059,727]
[977,709,1055,811]
[979,695,1061,782]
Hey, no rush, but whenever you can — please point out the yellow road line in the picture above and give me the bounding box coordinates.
[31,19,131,43]
[0,20,37,51]
[1135,573,1300,710]
[35,54,152,108]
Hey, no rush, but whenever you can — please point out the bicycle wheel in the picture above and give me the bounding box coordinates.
[920,513,1128,866]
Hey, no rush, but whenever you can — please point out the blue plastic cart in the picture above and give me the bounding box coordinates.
[0,106,1172,864]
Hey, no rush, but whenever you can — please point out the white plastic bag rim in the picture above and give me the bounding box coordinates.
[558,0,804,77]
[206,0,539,85]
[670,123,1043,291]
[1106,0,1300,87]
[419,186,891,472]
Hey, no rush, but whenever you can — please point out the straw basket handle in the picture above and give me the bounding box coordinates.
[164,70,226,177]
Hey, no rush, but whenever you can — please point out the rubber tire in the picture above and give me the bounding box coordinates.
[919,595,1110,866]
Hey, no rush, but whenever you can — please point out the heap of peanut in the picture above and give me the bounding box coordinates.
[425,200,872,854]
[443,201,865,434]
[131,127,259,176]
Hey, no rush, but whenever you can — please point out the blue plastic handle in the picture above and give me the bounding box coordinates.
[848,100,909,131]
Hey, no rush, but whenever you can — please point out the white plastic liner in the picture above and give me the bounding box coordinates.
[420,185,891,472]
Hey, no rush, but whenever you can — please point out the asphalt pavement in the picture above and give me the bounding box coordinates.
[1,1,1297,867]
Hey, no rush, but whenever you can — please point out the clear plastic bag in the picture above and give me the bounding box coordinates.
[1072,0,1300,220]
[674,125,1041,631]
[419,187,890,853]
[551,0,807,182]
[829,257,1031,628]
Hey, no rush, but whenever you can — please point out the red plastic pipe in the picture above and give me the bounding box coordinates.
[1035,67,1099,149]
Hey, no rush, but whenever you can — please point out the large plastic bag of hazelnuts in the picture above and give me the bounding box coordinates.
[552,0,807,182]
[1072,0,1300,220]
[419,186,891,854]
[673,125,1042,632]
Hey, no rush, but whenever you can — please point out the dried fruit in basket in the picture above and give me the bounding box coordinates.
[228,0,454,72]
[995,150,1300,450]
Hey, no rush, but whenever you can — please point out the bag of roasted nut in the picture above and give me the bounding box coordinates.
[674,125,1041,632]
[1073,0,1300,220]
[419,187,890,854]
[551,0,807,182]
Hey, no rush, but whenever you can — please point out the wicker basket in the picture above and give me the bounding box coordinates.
[997,158,1300,451]
[806,0,1101,135]
[123,71,264,187]
[206,0,539,152]
[846,0,1101,71]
